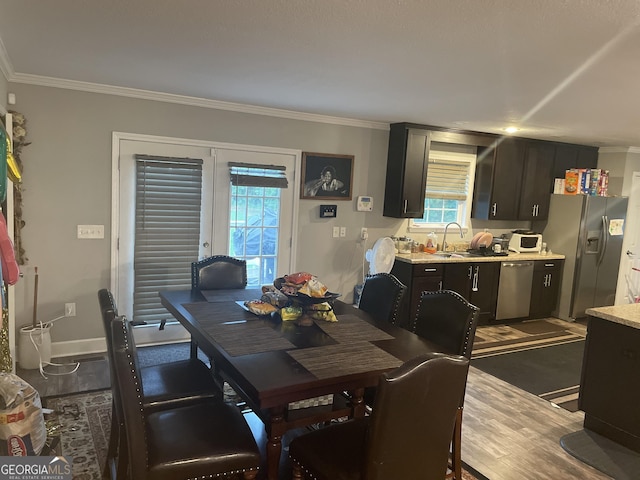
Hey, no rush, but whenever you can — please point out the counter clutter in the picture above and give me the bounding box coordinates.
[395,251,565,264]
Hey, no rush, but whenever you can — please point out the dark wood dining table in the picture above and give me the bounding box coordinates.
[159,288,444,480]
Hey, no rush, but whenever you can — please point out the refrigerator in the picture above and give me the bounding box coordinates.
[541,194,628,321]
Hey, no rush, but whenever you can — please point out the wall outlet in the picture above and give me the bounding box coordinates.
[65,302,76,317]
[361,227,368,240]
[340,227,346,237]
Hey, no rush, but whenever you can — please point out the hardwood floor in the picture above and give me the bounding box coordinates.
[17,320,611,479]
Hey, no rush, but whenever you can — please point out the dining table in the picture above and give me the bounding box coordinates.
[159,287,446,480]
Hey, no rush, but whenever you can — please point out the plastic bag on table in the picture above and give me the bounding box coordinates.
[0,373,46,455]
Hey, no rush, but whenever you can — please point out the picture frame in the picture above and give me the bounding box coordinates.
[300,152,354,200]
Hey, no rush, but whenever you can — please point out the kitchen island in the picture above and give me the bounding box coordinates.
[580,304,640,452]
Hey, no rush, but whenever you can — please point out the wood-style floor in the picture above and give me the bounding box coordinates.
[17,319,611,480]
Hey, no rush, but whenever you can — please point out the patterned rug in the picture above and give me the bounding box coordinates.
[472,318,587,412]
[42,388,485,480]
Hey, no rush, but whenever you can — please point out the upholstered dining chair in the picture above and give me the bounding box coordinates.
[357,272,407,325]
[190,255,247,358]
[98,289,221,479]
[411,289,480,480]
[110,315,261,480]
[191,254,247,290]
[289,352,470,480]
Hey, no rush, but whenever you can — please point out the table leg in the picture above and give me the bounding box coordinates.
[266,405,286,480]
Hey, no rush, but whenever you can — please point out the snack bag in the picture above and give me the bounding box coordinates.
[0,373,47,456]
[309,303,337,322]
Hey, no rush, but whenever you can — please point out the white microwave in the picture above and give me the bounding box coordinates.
[509,233,543,253]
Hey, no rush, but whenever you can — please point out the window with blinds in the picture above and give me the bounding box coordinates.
[411,142,477,228]
[228,162,287,286]
[133,154,203,324]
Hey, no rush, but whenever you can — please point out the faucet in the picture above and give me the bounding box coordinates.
[440,222,464,252]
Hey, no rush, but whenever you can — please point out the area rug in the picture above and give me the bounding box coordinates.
[560,429,640,480]
[42,388,485,480]
[472,339,585,412]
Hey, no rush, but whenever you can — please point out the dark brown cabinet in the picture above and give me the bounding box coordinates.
[390,261,444,329]
[472,138,525,220]
[443,262,500,324]
[552,144,598,181]
[519,142,555,220]
[529,259,564,319]
[579,316,640,452]
[383,124,430,218]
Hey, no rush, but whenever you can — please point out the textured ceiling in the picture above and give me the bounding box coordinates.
[1,0,640,147]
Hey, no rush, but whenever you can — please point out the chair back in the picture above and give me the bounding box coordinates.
[364,353,469,480]
[98,288,118,316]
[191,255,247,290]
[110,315,150,480]
[358,273,407,325]
[412,289,479,359]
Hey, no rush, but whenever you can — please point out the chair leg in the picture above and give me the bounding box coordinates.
[104,401,119,479]
[451,407,463,480]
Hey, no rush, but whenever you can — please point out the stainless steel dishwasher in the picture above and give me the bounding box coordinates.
[496,261,534,320]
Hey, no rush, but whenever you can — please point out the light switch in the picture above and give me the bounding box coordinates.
[77,225,105,239]
[332,227,340,238]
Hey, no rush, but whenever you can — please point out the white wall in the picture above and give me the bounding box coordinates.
[8,83,405,348]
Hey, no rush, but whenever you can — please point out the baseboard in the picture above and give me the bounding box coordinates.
[49,322,190,358]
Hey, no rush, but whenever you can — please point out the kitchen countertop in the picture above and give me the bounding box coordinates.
[394,251,565,264]
[586,304,640,330]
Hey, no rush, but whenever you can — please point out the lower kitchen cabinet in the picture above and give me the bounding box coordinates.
[443,262,500,324]
[529,259,564,319]
[390,261,444,329]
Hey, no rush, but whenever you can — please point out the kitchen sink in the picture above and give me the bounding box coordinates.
[433,252,482,258]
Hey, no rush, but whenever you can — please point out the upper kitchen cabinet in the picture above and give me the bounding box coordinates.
[383,123,430,218]
[472,137,526,220]
[518,141,555,220]
[552,143,598,180]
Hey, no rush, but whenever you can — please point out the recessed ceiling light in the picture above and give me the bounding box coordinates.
[504,126,519,134]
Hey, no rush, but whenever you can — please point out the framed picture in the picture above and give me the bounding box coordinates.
[301,152,354,200]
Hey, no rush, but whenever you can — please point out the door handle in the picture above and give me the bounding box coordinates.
[472,266,479,292]
[492,203,497,216]
[597,215,608,267]
[403,199,408,213]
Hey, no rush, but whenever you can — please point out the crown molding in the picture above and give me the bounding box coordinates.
[8,72,390,131]
[599,146,640,154]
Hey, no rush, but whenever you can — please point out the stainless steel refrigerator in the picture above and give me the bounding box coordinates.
[541,194,628,320]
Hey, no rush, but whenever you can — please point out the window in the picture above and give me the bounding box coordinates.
[133,155,203,325]
[228,162,288,286]
[410,142,477,230]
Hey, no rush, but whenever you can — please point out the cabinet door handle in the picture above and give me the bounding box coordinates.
[438,280,442,290]
[423,268,437,272]
[472,266,479,292]
[403,199,408,214]
[492,203,497,216]
[545,263,555,267]
[532,205,536,216]
[468,266,472,279]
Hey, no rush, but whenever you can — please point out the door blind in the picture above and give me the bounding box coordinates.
[133,154,203,324]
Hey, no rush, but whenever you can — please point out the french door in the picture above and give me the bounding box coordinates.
[113,133,299,343]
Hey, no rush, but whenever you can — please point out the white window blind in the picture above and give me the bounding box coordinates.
[425,143,475,200]
[133,154,203,324]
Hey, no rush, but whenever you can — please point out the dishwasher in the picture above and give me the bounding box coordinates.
[496,261,534,320]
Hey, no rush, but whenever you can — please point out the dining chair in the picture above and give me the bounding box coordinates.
[289,352,470,480]
[357,272,407,325]
[110,315,261,480]
[411,289,480,480]
[190,255,248,358]
[98,289,221,479]
[191,254,247,290]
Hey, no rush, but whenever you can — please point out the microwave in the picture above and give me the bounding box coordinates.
[509,233,543,253]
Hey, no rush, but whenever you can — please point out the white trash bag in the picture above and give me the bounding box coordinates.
[0,373,47,455]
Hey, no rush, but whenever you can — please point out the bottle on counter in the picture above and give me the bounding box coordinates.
[424,232,437,254]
